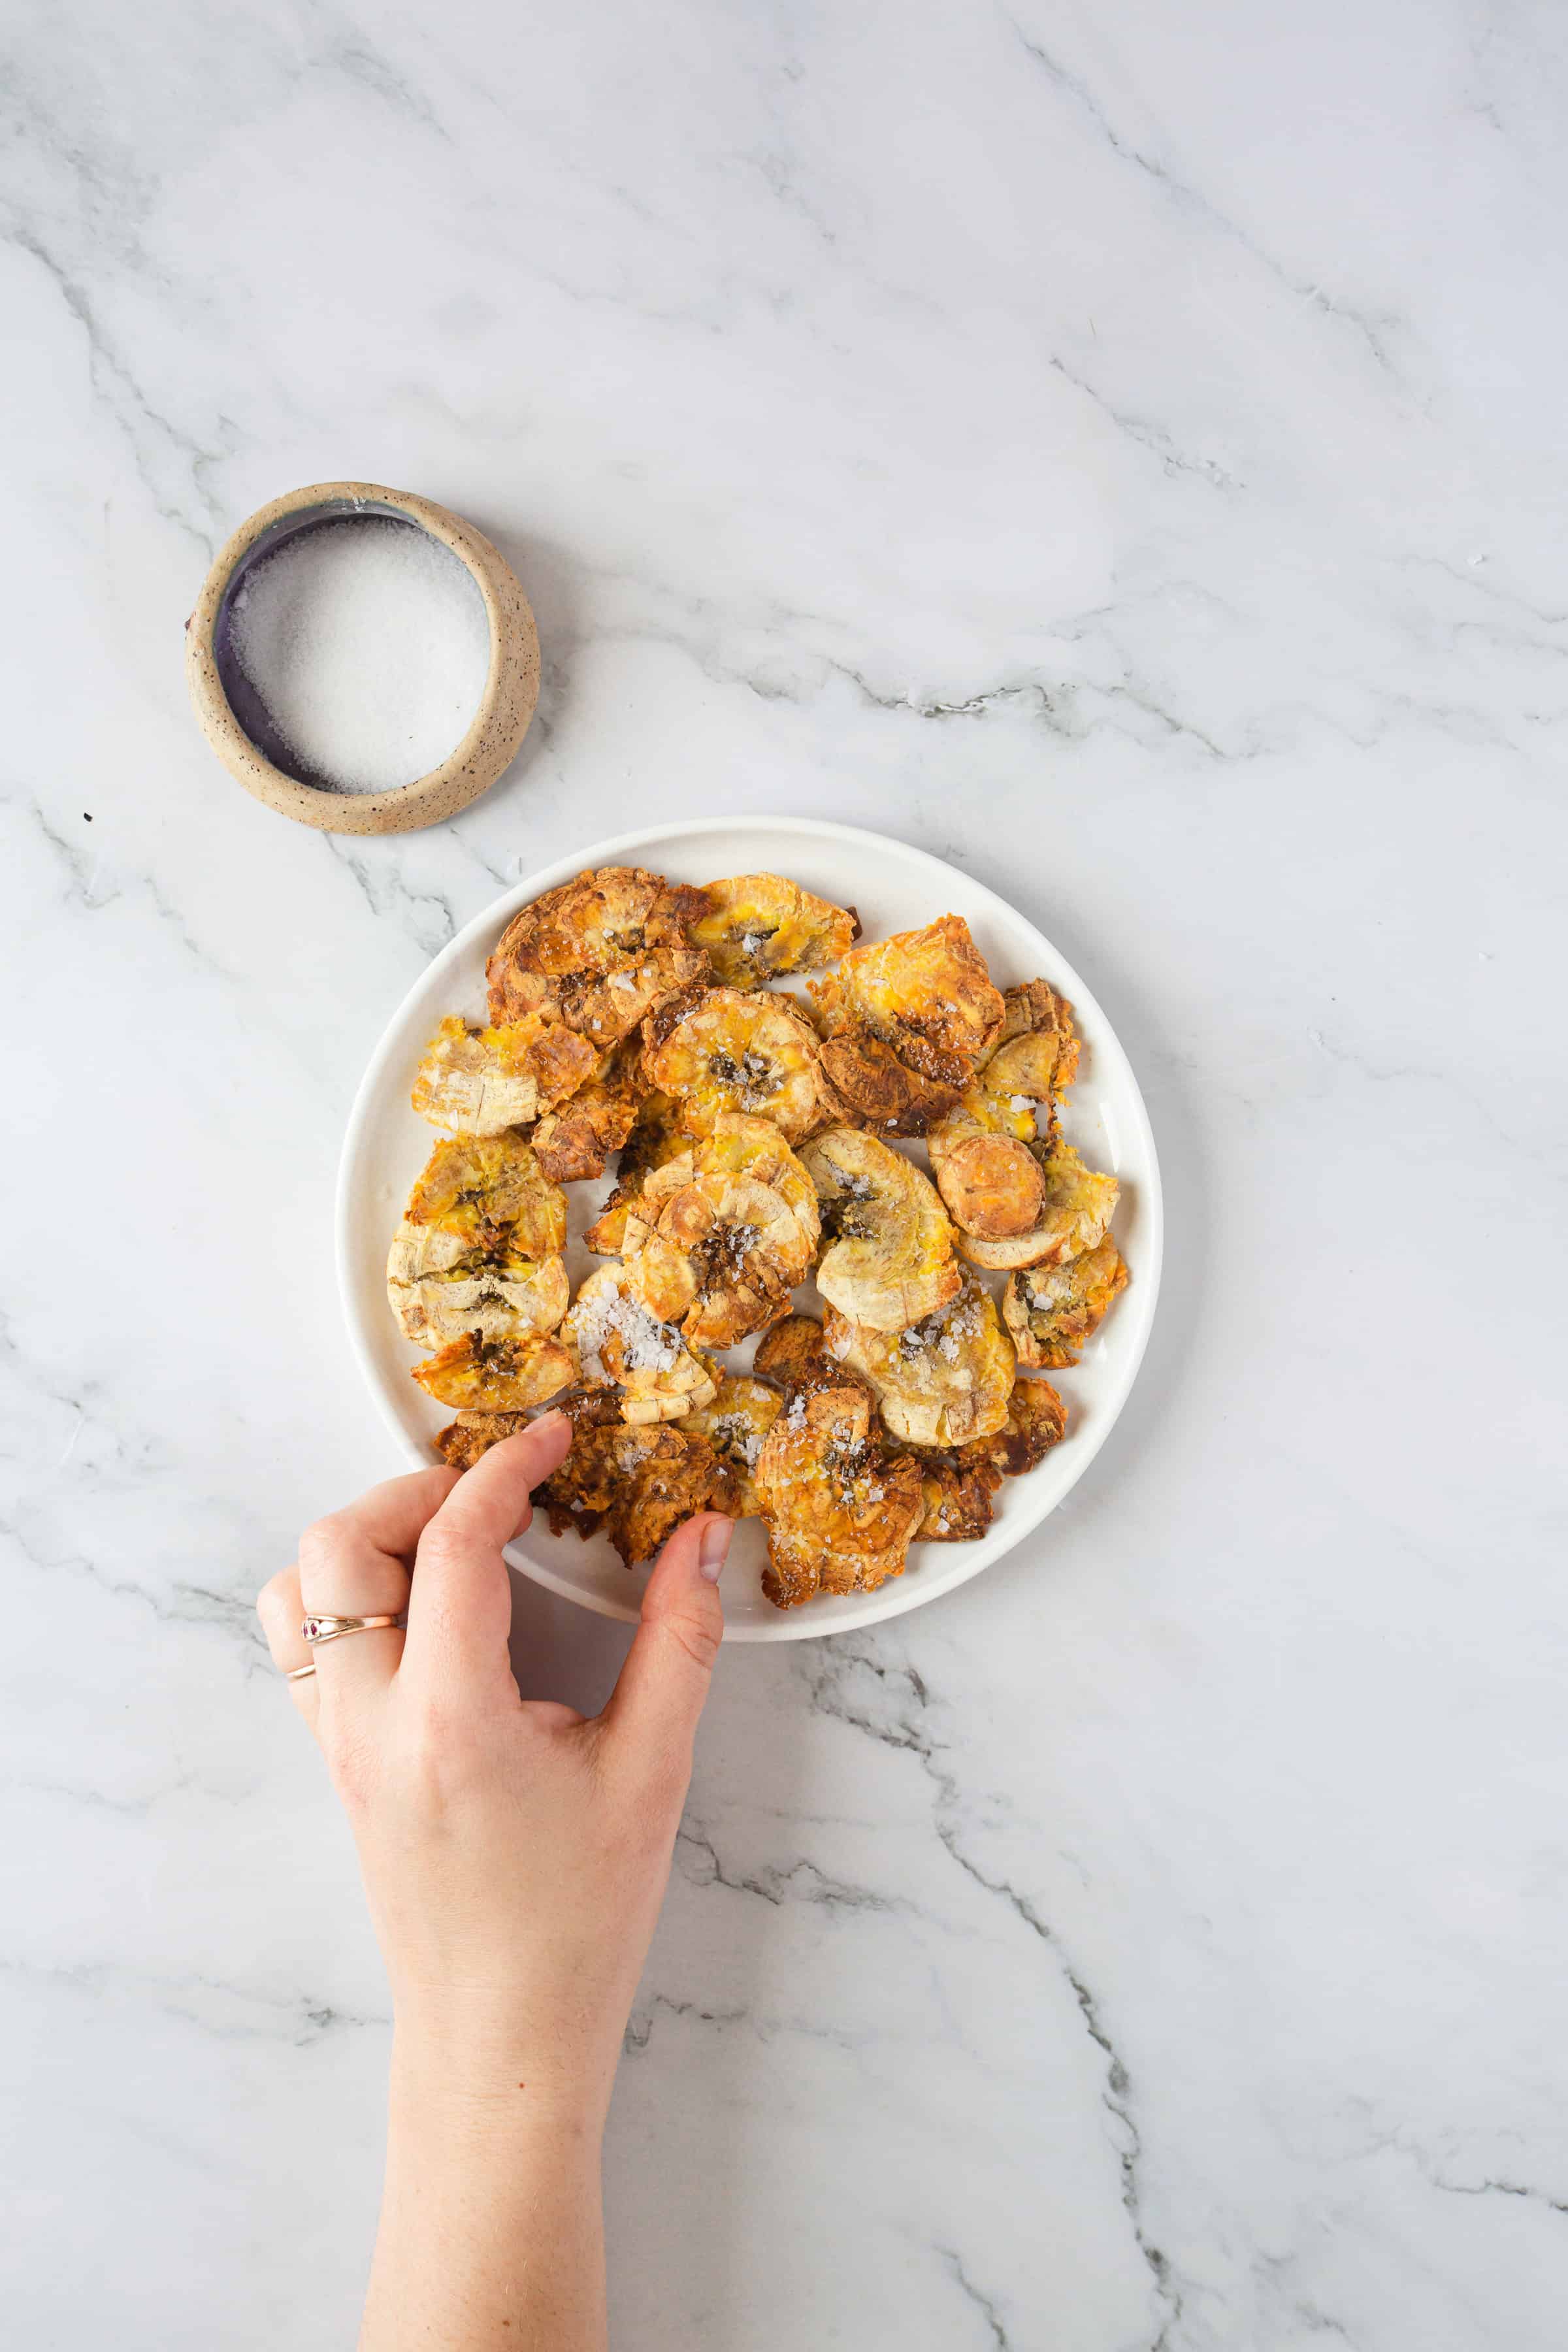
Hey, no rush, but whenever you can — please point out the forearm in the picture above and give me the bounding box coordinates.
[255,1446,730,2352]
[359,2024,612,2352]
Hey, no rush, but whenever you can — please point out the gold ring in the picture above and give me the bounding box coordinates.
[285,1662,317,1682]
[301,1612,408,1646]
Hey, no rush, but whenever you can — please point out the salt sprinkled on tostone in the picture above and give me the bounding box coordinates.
[228,517,491,794]
[571,1280,683,1385]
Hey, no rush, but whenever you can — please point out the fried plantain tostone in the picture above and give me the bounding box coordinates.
[800,1126,960,1332]
[389,1132,569,1348]
[817,913,1005,1085]
[539,1422,737,1567]
[955,1139,1119,1272]
[486,866,713,1050]
[753,1384,924,1609]
[562,1265,718,1424]
[1003,1235,1128,1368]
[679,1375,783,1516]
[642,987,826,1142]
[583,1090,687,1255]
[900,1373,1068,1542]
[531,1036,645,1184]
[410,1013,598,1135]
[915,1458,1000,1541]
[955,1375,1067,1479]
[928,979,1080,1239]
[823,1273,1016,1449]
[621,1113,820,1350]
[690,872,858,988]
[753,1312,840,1393]
[816,1027,962,1137]
[412,1331,578,1413]
[433,1412,531,1470]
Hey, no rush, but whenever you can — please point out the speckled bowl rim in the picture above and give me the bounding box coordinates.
[184,480,539,837]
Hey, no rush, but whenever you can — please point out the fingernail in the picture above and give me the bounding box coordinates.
[698,1517,732,1582]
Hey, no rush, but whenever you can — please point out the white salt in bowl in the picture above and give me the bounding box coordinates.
[185,480,540,837]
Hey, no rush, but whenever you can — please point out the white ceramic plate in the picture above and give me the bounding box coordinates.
[338,817,1162,1641]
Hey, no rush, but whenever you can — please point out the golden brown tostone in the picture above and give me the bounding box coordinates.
[486,866,712,1048]
[753,1384,924,1609]
[540,1422,737,1566]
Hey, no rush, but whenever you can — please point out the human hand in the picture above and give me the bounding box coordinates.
[257,1414,732,2129]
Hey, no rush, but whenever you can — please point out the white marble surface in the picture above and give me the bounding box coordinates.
[3,3,1567,2344]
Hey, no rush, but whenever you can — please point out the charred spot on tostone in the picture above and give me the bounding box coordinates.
[705,1045,777,1100]
[818,1196,874,1242]
[642,981,711,1053]
[693,1220,762,1287]
[814,1163,877,1241]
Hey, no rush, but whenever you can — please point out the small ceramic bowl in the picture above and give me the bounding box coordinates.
[184,480,539,836]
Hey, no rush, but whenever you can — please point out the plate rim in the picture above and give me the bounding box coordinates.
[335,813,1164,1642]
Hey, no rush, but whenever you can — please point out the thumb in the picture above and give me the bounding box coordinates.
[598,1513,730,1779]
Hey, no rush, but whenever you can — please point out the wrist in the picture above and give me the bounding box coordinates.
[390,1991,619,2139]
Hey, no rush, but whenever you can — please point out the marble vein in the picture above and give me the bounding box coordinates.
[676,1821,898,1914]
[2,1955,387,2047]
[3,227,229,558]
[5,785,242,986]
[800,1641,1184,2344]
[1047,353,1243,493]
[938,2247,1011,2351]
[1005,16,1408,385]
[323,834,460,959]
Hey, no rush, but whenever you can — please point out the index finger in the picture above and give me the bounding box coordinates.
[402,1414,574,1690]
[323,1465,461,1562]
